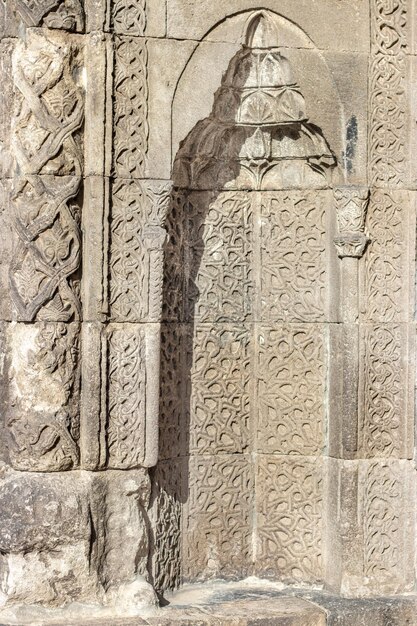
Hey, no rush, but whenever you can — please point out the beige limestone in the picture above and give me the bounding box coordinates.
[0,0,416,622]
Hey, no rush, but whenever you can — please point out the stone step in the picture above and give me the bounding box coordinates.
[1,583,416,626]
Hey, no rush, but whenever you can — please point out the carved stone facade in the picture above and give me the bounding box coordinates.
[0,0,416,624]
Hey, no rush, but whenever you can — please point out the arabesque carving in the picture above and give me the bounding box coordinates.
[10,31,84,321]
[112,0,146,34]
[110,179,171,322]
[7,322,80,471]
[113,36,148,178]
[369,0,407,186]
[9,0,84,30]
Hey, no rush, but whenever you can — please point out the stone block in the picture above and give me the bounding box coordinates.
[4,322,81,472]
[111,0,166,37]
[256,325,325,456]
[80,322,161,470]
[255,455,324,584]
[0,39,14,177]
[0,470,99,607]
[84,32,113,178]
[166,1,369,53]
[359,189,416,324]
[109,179,171,323]
[324,458,416,596]
[146,37,196,179]
[1,0,85,36]
[183,454,254,582]
[158,323,186,461]
[188,323,252,455]
[358,323,414,459]
[186,191,254,323]
[150,458,186,593]
[259,190,337,323]
[0,180,13,321]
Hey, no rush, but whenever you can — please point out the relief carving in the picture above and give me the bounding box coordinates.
[363,463,402,586]
[9,0,84,30]
[188,192,253,323]
[257,326,324,455]
[256,457,323,583]
[110,179,170,322]
[7,322,80,471]
[113,36,148,178]
[173,13,336,191]
[260,192,328,320]
[184,456,252,581]
[333,187,369,258]
[112,0,146,34]
[362,190,409,322]
[369,0,407,186]
[107,326,146,469]
[360,325,404,457]
[189,324,251,455]
[10,31,84,321]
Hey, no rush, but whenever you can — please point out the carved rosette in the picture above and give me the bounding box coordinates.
[333,187,370,258]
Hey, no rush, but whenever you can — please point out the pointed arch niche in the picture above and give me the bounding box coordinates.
[153,10,351,594]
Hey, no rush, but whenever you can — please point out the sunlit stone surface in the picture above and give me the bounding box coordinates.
[0,0,416,623]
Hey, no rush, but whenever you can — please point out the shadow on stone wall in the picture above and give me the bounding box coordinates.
[150,11,336,599]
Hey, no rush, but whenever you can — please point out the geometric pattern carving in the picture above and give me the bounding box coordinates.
[369,0,407,186]
[184,455,253,581]
[363,462,405,589]
[260,192,328,322]
[256,457,323,583]
[188,192,253,322]
[161,190,187,323]
[189,324,251,455]
[257,325,324,455]
[113,36,148,178]
[152,460,183,594]
[158,323,185,461]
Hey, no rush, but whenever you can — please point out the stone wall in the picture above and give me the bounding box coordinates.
[0,0,415,615]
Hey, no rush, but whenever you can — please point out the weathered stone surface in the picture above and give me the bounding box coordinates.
[0,470,99,607]
[0,0,416,620]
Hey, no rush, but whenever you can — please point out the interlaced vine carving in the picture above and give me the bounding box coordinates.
[364,462,402,583]
[369,0,407,186]
[8,322,81,471]
[10,32,84,321]
[107,326,146,468]
[112,0,146,34]
[113,36,148,178]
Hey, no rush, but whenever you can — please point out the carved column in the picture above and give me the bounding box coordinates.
[329,187,369,457]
